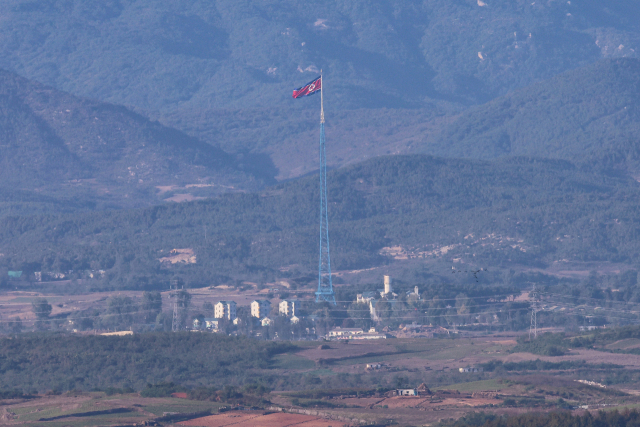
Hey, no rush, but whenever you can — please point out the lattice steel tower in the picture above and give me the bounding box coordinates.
[529,284,538,339]
[171,279,179,332]
[315,76,336,305]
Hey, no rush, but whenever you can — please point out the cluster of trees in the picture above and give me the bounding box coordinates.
[571,325,640,351]
[512,332,570,356]
[0,333,294,393]
[479,359,621,373]
[446,410,640,427]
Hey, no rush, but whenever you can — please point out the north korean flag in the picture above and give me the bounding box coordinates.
[293,76,322,98]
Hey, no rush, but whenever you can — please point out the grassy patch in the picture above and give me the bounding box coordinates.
[282,387,381,399]
[141,399,217,416]
[304,369,338,376]
[606,338,640,350]
[271,354,316,370]
[436,379,509,392]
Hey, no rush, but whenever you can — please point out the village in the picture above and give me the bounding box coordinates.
[184,275,459,343]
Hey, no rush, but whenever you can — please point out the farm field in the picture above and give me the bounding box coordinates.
[0,393,220,426]
[179,411,337,427]
[4,332,640,426]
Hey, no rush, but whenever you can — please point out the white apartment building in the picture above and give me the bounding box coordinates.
[251,300,271,318]
[214,301,237,320]
[278,299,298,317]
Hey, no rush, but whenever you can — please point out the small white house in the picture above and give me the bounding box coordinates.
[204,318,219,330]
[261,317,273,326]
[396,389,417,396]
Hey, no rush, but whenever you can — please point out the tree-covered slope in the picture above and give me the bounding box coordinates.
[0,333,293,391]
[431,59,640,170]
[0,0,638,114]
[2,155,640,290]
[0,69,268,212]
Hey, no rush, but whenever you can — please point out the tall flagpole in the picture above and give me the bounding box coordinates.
[320,71,325,124]
[315,70,336,305]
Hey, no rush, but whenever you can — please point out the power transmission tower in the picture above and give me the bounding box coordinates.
[529,285,538,339]
[171,279,179,332]
[315,75,336,305]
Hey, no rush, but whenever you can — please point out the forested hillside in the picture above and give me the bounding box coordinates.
[161,58,640,181]
[2,155,640,290]
[431,59,640,172]
[1,0,637,113]
[0,69,269,215]
[1,1,640,182]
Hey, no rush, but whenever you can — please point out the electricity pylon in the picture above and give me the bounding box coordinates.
[529,285,538,339]
[171,279,179,332]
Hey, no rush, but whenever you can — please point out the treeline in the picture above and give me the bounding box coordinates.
[479,359,622,372]
[0,333,295,393]
[572,326,640,351]
[443,410,640,427]
[512,332,570,356]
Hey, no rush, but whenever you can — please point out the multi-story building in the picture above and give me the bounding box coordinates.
[251,300,271,318]
[214,301,237,320]
[278,299,298,317]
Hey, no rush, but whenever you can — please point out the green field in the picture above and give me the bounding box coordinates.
[436,379,510,392]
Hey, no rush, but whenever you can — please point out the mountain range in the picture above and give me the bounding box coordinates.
[0,68,270,215]
[2,1,640,289]
[2,0,638,114]
[430,58,640,172]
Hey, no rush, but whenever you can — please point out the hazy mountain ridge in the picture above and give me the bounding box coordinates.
[3,1,640,185]
[1,0,638,115]
[161,58,640,181]
[0,68,269,212]
[430,59,640,171]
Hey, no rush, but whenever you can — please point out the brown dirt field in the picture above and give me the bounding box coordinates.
[172,392,188,398]
[179,411,337,427]
[374,396,501,409]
